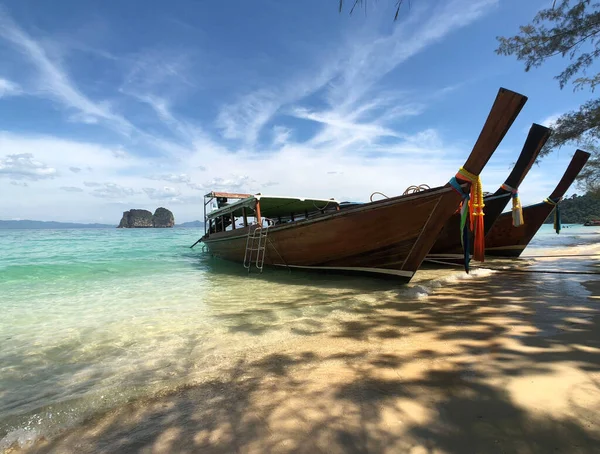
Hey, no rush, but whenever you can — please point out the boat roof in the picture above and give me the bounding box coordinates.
[206,195,339,220]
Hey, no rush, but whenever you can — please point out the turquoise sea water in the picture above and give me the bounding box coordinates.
[0,224,598,450]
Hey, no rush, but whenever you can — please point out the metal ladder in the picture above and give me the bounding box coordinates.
[243,224,269,272]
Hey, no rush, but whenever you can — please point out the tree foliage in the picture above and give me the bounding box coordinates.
[497,1,600,91]
[544,192,600,222]
[497,1,600,194]
[338,0,408,21]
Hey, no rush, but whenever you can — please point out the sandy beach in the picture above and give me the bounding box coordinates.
[12,249,600,454]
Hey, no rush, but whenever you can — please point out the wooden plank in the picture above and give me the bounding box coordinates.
[205,191,252,199]
[462,88,527,175]
[482,122,551,233]
[501,123,551,190]
[549,149,591,200]
[256,201,262,225]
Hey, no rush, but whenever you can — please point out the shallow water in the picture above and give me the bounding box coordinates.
[0,224,599,450]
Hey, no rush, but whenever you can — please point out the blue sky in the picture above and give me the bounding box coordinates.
[0,0,592,223]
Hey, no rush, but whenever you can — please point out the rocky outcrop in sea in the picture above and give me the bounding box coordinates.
[118,208,175,228]
[152,207,175,228]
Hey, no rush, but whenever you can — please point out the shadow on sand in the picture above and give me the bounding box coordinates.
[21,258,600,454]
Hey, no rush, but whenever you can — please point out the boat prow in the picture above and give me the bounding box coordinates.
[427,122,551,264]
[486,149,591,257]
[200,88,527,282]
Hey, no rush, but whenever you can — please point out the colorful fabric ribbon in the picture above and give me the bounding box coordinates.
[449,167,485,273]
[501,183,524,227]
[544,197,562,234]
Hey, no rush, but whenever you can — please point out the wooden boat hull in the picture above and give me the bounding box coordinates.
[204,187,463,282]
[485,202,552,257]
[426,123,551,263]
[201,87,528,281]
[485,149,591,258]
[425,194,514,261]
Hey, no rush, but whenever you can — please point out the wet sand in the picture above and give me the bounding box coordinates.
[12,258,600,454]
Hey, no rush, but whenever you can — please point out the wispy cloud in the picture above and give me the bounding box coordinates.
[326,0,498,108]
[272,126,292,146]
[215,0,497,152]
[217,89,280,145]
[540,113,560,128]
[0,0,526,223]
[189,175,258,193]
[147,173,191,184]
[143,186,181,200]
[60,186,84,192]
[0,6,135,135]
[0,153,57,180]
[0,78,20,97]
[90,183,137,199]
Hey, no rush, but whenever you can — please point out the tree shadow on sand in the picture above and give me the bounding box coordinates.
[20,262,600,453]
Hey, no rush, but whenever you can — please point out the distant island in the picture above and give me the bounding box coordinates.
[118,207,175,228]
[0,218,203,230]
[175,221,204,228]
[544,193,600,224]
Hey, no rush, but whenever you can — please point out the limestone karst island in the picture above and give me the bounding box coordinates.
[117,207,175,228]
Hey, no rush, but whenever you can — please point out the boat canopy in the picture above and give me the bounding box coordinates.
[206,195,339,220]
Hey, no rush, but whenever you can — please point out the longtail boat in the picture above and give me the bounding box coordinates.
[485,149,591,257]
[426,123,551,266]
[199,88,527,282]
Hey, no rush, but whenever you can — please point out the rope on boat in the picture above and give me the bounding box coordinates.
[544,197,562,234]
[312,200,335,211]
[370,191,389,202]
[501,183,524,227]
[190,238,202,248]
[267,238,290,271]
[402,184,430,195]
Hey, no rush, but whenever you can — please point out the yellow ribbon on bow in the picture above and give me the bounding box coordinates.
[456,167,485,262]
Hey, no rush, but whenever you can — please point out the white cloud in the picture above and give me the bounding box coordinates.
[272,126,292,146]
[196,175,258,193]
[215,0,497,152]
[60,186,84,192]
[0,153,57,180]
[1,0,536,224]
[0,78,20,97]
[540,113,560,128]
[143,186,181,199]
[217,89,280,145]
[147,173,191,184]
[90,183,137,199]
[328,0,498,108]
[10,180,28,187]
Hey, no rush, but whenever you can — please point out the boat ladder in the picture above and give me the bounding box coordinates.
[243,224,269,272]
